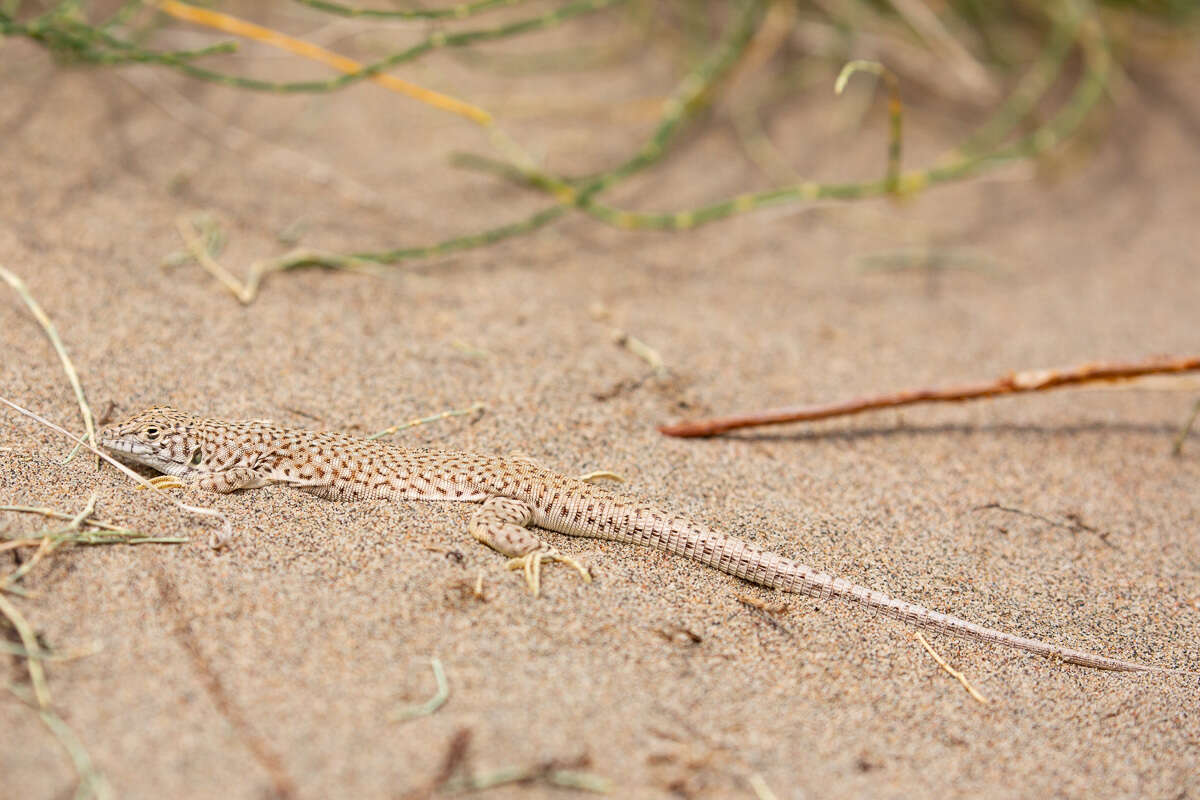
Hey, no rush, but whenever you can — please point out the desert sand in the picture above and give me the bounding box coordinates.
[2,9,1199,799]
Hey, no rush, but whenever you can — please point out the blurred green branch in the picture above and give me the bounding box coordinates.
[290,0,528,20]
[2,0,1193,297]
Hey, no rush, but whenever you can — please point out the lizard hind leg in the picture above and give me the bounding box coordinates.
[469,496,591,597]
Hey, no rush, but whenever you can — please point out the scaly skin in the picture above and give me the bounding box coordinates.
[100,405,1196,675]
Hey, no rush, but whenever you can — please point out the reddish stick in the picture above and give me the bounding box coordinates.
[659,355,1200,438]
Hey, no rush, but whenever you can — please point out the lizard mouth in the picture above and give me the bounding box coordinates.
[100,438,187,477]
[99,436,146,456]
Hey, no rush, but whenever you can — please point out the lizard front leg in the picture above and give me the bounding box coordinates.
[469,496,591,597]
[198,467,271,493]
[134,468,267,493]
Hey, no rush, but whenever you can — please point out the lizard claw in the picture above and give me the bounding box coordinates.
[505,550,591,597]
[135,475,185,491]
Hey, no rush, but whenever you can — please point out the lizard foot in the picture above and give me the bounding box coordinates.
[135,475,185,491]
[505,550,591,597]
[470,497,592,597]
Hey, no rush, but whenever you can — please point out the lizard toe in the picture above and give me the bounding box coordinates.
[506,552,543,597]
[135,475,185,491]
[504,550,591,597]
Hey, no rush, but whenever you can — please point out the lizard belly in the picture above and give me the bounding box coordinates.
[297,473,489,503]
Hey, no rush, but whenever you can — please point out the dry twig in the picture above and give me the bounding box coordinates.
[3,682,115,800]
[748,773,781,800]
[173,214,385,304]
[0,396,231,547]
[369,402,485,441]
[1171,398,1200,456]
[734,593,788,614]
[0,593,51,707]
[156,574,298,798]
[0,265,97,463]
[612,329,668,378]
[392,658,450,722]
[660,355,1200,437]
[973,502,1114,549]
[0,504,178,544]
[914,632,988,705]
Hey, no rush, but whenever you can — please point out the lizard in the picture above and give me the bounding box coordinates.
[99,405,1196,675]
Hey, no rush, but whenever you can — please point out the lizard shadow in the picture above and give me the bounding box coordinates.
[718,419,1186,444]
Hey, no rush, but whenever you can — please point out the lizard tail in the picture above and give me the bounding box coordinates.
[750,536,1194,674]
[587,503,1193,674]
[771,555,1166,673]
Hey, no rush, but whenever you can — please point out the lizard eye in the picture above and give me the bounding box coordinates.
[190,449,203,466]
[144,426,160,441]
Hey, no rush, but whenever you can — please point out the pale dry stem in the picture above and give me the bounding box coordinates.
[914,632,989,705]
[0,593,51,707]
[0,396,231,547]
[392,657,450,722]
[0,265,98,464]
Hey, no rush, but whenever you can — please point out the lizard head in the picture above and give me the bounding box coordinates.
[100,405,204,477]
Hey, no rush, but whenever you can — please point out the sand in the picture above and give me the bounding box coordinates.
[1,10,1199,799]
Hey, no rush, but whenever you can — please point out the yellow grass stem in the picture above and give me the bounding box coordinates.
[157,0,493,125]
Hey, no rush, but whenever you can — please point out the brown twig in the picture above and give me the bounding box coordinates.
[973,502,1115,549]
[735,594,793,639]
[156,573,297,798]
[659,355,1200,437]
[734,593,788,614]
[403,727,610,797]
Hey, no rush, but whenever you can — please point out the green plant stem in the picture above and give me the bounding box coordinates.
[463,0,1111,231]
[291,0,527,20]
